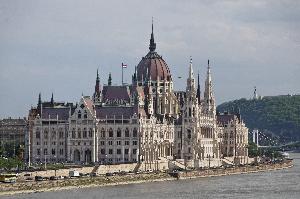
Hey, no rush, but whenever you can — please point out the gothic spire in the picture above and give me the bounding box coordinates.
[189,56,194,79]
[38,92,42,105]
[108,72,112,86]
[149,18,156,52]
[51,92,54,104]
[197,71,201,104]
[96,68,99,81]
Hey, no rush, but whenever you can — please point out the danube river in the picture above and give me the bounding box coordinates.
[2,153,300,199]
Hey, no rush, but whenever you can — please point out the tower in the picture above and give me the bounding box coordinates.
[203,60,216,115]
[93,69,101,103]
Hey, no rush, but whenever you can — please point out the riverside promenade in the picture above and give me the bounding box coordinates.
[0,160,293,196]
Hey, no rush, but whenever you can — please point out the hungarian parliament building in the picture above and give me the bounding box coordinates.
[27,24,249,169]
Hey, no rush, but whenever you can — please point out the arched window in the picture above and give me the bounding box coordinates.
[133,128,138,137]
[125,128,129,137]
[51,129,56,139]
[36,128,40,139]
[187,129,191,139]
[84,110,87,119]
[44,130,48,139]
[230,132,233,139]
[72,128,76,138]
[83,128,87,138]
[117,128,121,137]
[78,110,81,119]
[109,128,113,137]
[189,108,191,117]
[88,128,93,137]
[101,128,105,138]
[77,128,81,138]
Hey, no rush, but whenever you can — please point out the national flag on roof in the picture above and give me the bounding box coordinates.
[122,63,127,68]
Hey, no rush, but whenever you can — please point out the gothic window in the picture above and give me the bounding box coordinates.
[133,128,138,137]
[117,128,121,137]
[83,128,87,138]
[189,108,191,117]
[77,128,81,138]
[193,107,195,117]
[132,149,137,154]
[44,148,48,155]
[100,149,105,154]
[125,128,129,137]
[37,149,40,155]
[187,129,191,139]
[101,128,105,138]
[44,130,48,139]
[52,149,55,155]
[72,128,76,138]
[109,149,113,154]
[132,141,137,145]
[230,131,233,139]
[88,128,93,137]
[36,130,40,139]
[78,110,81,119]
[109,128,113,137]
[84,111,87,119]
[59,131,64,139]
[51,130,56,139]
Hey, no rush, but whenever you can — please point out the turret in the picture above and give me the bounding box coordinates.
[203,59,216,115]
[108,72,112,86]
[51,93,54,105]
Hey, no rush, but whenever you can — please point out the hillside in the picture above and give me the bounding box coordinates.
[217,95,300,143]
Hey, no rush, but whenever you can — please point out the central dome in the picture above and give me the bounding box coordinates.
[136,23,172,82]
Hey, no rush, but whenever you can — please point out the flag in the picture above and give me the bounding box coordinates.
[122,63,127,68]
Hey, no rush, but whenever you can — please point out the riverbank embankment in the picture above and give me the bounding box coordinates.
[0,160,293,196]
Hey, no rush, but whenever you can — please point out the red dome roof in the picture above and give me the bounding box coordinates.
[137,51,172,81]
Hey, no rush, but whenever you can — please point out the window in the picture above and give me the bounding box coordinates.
[59,149,64,155]
[117,149,121,154]
[117,140,121,145]
[133,149,137,154]
[44,148,48,155]
[51,130,56,139]
[133,128,138,137]
[109,128,113,137]
[101,149,105,154]
[78,110,81,119]
[100,141,105,146]
[132,141,137,145]
[37,142,40,145]
[187,129,191,139]
[101,128,105,138]
[125,149,129,155]
[84,111,87,119]
[125,141,129,145]
[108,141,113,145]
[83,128,87,138]
[72,128,76,138]
[44,130,48,139]
[89,128,93,137]
[52,149,55,155]
[125,128,129,137]
[77,128,81,138]
[59,131,64,139]
[36,131,40,139]
[37,149,40,155]
[117,128,121,137]
[109,149,113,154]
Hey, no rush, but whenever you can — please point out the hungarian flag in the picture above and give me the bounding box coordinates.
[122,63,127,68]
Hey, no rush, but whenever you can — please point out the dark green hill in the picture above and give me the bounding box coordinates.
[217,95,300,142]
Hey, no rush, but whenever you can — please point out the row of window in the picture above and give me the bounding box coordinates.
[100,128,138,138]
[36,130,64,139]
[71,128,93,139]
[100,148,137,155]
[36,148,64,156]
[100,140,138,146]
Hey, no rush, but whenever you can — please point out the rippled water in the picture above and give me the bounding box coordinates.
[2,153,300,199]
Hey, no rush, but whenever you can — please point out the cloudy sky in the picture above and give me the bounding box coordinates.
[0,0,299,118]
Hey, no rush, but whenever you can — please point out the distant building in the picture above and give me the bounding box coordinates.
[0,117,27,157]
[217,112,248,164]
[27,23,249,168]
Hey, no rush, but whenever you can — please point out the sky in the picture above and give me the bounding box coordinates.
[0,0,299,118]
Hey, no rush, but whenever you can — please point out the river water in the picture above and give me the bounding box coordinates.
[2,153,300,199]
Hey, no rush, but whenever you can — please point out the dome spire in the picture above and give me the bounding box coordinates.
[149,17,156,52]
